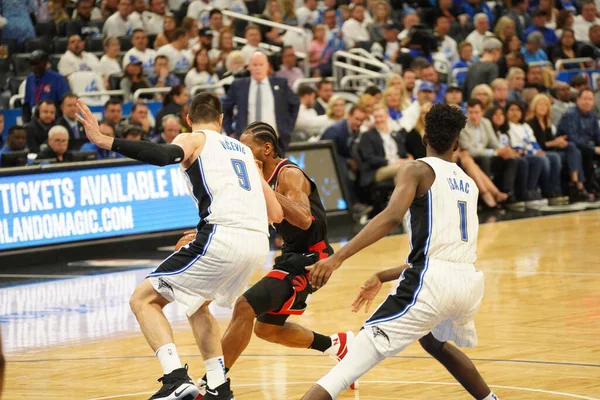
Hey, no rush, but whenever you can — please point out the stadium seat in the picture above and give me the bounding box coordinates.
[175,70,187,84]
[36,22,57,37]
[0,38,19,57]
[54,37,69,54]
[58,20,69,37]
[89,20,105,33]
[24,38,53,54]
[0,58,11,74]
[109,73,123,90]
[86,36,105,53]
[50,54,61,71]
[118,36,133,51]
[8,75,25,95]
[147,34,158,49]
[12,54,32,77]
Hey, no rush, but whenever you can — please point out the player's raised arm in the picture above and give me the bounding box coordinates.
[308,161,431,289]
[275,168,312,230]
[77,99,196,166]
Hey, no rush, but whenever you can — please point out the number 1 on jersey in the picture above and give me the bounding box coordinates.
[457,200,468,242]
[231,159,251,190]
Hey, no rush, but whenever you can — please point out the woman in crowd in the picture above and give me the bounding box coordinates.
[48,0,70,27]
[405,102,431,160]
[506,100,565,205]
[539,0,560,29]
[383,87,405,131]
[210,28,235,71]
[309,25,328,71]
[555,10,573,38]
[357,93,377,131]
[154,15,177,49]
[526,94,589,201]
[280,0,298,25]
[326,95,347,123]
[121,62,151,102]
[471,84,494,111]
[550,29,583,69]
[183,17,201,53]
[154,85,190,136]
[385,74,411,110]
[498,34,526,76]
[493,16,516,42]
[185,48,220,91]
[367,0,391,43]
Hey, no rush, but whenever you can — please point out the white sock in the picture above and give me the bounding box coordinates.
[155,343,183,375]
[482,392,499,400]
[205,356,227,389]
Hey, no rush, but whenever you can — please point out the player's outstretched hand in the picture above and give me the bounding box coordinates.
[306,255,342,289]
[76,99,112,149]
[351,274,382,313]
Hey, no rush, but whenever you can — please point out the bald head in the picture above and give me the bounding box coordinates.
[249,52,269,82]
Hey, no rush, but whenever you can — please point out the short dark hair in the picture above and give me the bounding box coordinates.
[348,104,365,115]
[209,8,222,17]
[324,8,336,16]
[131,102,148,113]
[99,119,115,129]
[242,121,281,158]
[155,55,168,64]
[38,99,56,109]
[8,125,25,136]
[506,100,525,123]
[297,84,315,97]
[189,92,222,124]
[132,28,145,36]
[364,86,382,97]
[104,98,122,109]
[172,28,187,42]
[578,87,594,98]
[570,75,588,87]
[62,93,79,103]
[467,98,483,109]
[317,79,333,90]
[424,103,466,153]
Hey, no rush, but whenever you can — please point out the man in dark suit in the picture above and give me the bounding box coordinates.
[313,79,334,116]
[57,93,87,150]
[223,52,300,151]
[26,100,57,153]
[358,104,412,188]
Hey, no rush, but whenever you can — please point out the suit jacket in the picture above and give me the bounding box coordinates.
[313,98,327,116]
[223,76,300,151]
[358,128,408,187]
[25,119,54,153]
[57,116,87,150]
[320,119,357,160]
[459,118,502,158]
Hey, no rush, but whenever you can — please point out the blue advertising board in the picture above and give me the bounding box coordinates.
[0,163,198,250]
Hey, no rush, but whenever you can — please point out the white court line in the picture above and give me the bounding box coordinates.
[343,266,600,277]
[0,274,76,279]
[88,380,600,400]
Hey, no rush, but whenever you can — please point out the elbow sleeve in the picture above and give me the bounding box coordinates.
[112,139,185,166]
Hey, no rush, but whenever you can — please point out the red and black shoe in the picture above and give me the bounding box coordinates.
[326,331,359,389]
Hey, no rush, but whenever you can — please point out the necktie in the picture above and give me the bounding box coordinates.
[255,81,262,122]
[73,123,80,139]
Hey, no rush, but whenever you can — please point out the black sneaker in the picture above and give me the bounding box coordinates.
[149,365,199,400]
[203,379,235,400]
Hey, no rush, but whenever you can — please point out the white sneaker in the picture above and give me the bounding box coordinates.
[326,331,359,390]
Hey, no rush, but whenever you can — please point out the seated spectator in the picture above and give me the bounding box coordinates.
[130,0,145,27]
[47,0,70,32]
[573,0,600,42]
[102,0,143,37]
[445,83,465,111]
[57,93,86,148]
[122,125,145,141]
[398,82,436,133]
[460,0,494,26]
[143,0,171,36]
[550,29,584,69]
[184,48,219,90]
[154,15,177,49]
[525,9,558,46]
[357,93,377,130]
[506,100,564,205]
[223,52,299,149]
[313,79,334,115]
[209,28,235,70]
[69,0,103,38]
[556,88,600,196]
[494,16,516,43]
[539,0,559,29]
[527,93,588,201]
[97,37,123,86]
[466,13,494,56]
[551,82,574,126]
[123,29,157,75]
[507,67,526,102]
[423,0,459,28]
[208,9,224,49]
[309,25,329,70]
[459,99,518,203]
[358,103,411,188]
[153,115,181,144]
[147,55,181,88]
[521,31,549,64]
[23,51,69,124]
[80,121,124,159]
[405,102,432,160]
[498,35,526,77]
[452,41,473,88]
[386,74,411,110]
[414,64,447,104]
[491,78,509,109]
[121,61,151,101]
[37,126,73,163]
[241,25,263,63]
[435,15,458,66]
[555,10,574,38]
[119,102,153,137]
[580,25,600,63]
[402,69,417,95]
[341,4,370,48]
[471,84,493,111]
[154,85,190,136]
[26,100,57,153]
[367,1,391,43]
[0,126,28,165]
[187,0,212,21]
[397,8,419,42]
[58,35,100,77]
[182,17,201,54]
[276,46,304,89]
[296,0,319,26]
[383,87,404,131]
[326,95,346,122]
[156,28,193,71]
[525,65,548,93]
[463,37,501,99]
[506,0,532,41]
[218,51,248,86]
[292,85,331,141]
[104,99,124,130]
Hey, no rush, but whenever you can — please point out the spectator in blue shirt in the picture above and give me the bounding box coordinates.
[0,126,28,166]
[521,31,549,63]
[80,121,124,160]
[460,0,494,26]
[23,51,70,124]
[524,9,558,46]
[147,55,181,88]
[453,41,473,88]
[556,88,600,196]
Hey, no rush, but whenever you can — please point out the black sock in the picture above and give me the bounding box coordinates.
[202,367,229,383]
[310,332,332,352]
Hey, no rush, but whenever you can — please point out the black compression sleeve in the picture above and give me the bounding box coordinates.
[111,139,186,166]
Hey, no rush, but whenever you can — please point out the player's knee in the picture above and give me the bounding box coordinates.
[233,295,256,319]
[253,322,281,343]
[419,333,444,356]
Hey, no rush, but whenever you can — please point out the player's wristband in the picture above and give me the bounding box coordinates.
[111,138,185,166]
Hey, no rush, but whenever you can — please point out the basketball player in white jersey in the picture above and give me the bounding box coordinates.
[77,94,284,400]
[302,103,499,400]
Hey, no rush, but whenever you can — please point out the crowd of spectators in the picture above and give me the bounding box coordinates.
[0,0,600,215]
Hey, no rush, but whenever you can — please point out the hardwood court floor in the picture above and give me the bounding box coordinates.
[3,211,600,399]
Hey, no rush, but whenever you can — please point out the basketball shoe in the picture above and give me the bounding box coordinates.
[200,379,234,400]
[149,365,199,400]
[326,331,359,389]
